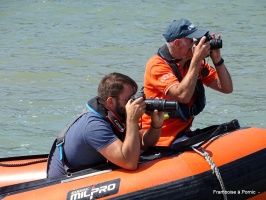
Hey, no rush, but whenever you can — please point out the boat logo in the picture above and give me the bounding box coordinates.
[67,178,120,200]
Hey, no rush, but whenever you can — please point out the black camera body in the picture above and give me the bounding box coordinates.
[197,32,222,50]
[131,91,178,112]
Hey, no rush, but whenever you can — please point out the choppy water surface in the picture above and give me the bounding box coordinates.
[0,0,265,157]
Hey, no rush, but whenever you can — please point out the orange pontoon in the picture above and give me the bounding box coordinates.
[0,124,265,200]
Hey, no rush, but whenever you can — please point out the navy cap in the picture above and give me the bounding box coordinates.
[163,19,208,42]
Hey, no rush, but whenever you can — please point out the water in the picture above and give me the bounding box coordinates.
[1,0,265,158]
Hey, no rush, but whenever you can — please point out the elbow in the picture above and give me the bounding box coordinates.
[179,96,191,104]
[129,165,138,170]
[125,162,138,170]
[115,160,138,171]
[183,98,191,104]
[121,158,139,170]
[222,86,233,94]
[225,89,233,94]
[175,91,192,104]
[228,86,233,93]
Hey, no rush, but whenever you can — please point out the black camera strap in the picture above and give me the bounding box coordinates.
[158,45,183,81]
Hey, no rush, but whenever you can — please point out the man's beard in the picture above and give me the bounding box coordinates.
[114,103,126,120]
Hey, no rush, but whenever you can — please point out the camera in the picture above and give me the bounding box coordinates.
[131,90,178,111]
[196,32,222,50]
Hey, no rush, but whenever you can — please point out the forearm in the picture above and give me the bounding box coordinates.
[142,125,162,149]
[121,120,141,169]
[214,59,233,93]
[99,119,142,170]
[141,111,164,149]
[170,59,201,103]
[172,36,212,103]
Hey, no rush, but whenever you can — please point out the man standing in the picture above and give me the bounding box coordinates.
[141,19,233,146]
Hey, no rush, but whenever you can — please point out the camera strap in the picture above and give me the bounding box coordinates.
[86,97,126,139]
[107,110,126,133]
[158,45,183,81]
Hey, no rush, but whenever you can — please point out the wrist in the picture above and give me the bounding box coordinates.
[191,57,202,67]
[151,123,163,129]
[214,58,224,67]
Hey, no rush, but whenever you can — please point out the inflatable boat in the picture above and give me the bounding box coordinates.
[0,120,266,200]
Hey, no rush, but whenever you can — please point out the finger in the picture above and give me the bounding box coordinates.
[153,109,159,115]
[131,97,143,104]
[198,36,207,46]
[126,98,134,106]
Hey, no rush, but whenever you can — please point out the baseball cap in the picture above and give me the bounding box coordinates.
[163,19,208,42]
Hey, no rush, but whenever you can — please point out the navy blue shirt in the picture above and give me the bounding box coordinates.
[47,112,118,177]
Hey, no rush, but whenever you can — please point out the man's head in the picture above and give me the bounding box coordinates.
[98,72,138,119]
[163,19,208,42]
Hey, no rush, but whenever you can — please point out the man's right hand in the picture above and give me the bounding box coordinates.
[126,97,146,123]
[192,36,211,61]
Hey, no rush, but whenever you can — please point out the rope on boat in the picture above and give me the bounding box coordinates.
[0,158,47,167]
[192,147,228,200]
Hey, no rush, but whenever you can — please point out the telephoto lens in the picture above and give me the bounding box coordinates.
[205,33,222,49]
[131,90,178,112]
[145,99,178,111]
[210,39,222,50]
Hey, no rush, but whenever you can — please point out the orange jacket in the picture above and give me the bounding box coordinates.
[141,55,217,146]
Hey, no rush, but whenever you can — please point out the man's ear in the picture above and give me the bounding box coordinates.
[106,97,116,107]
[173,39,181,48]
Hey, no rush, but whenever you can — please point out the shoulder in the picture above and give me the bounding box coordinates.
[200,61,217,85]
[69,112,110,134]
[145,55,173,78]
[82,112,110,128]
[82,111,107,122]
[79,112,116,142]
[147,54,166,67]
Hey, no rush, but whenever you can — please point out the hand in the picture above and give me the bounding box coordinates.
[150,109,165,128]
[192,36,211,61]
[125,97,146,122]
[210,33,222,63]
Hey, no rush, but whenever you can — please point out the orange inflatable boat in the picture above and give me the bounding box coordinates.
[0,121,266,200]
